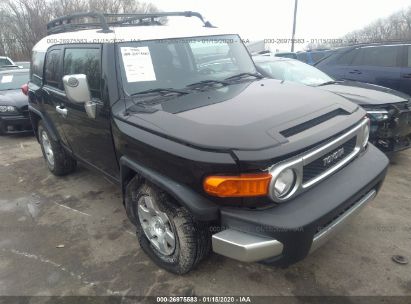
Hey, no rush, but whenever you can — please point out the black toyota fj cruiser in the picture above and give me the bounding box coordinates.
[28,12,389,274]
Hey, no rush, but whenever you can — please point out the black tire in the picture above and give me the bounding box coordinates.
[125,178,211,274]
[38,121,76,176]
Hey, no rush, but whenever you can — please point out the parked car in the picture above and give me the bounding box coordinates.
[15,61,31,69]
[29,11,388,274]
[0,56,15,67]
[274,52,297,59]
[315,42,411,96]
[296,49,332,65]
[0,68,31,134]
[253,55,411,153]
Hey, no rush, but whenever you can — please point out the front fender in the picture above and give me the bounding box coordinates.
[120,156,219,221]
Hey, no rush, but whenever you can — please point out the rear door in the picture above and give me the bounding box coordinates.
[42,46,70,147]
[59,45,119,179]
[345,45,403,91]
[400,45,411,95]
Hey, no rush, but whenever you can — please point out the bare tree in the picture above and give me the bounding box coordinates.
[331,5,411,48]
[0,0,162,60]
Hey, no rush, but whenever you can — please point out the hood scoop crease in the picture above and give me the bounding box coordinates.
[280,108,350,138]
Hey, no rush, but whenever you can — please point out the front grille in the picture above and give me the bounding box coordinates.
[303,136,357,184]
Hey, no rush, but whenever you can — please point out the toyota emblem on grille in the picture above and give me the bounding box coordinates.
[323,147,345,167]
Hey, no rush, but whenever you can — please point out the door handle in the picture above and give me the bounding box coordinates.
[56,105,68,118]
[402,73,411,79]
[349,70,362,75]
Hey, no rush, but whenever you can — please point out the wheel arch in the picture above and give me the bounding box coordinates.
[120,156,219,221]
[29,105,59,142]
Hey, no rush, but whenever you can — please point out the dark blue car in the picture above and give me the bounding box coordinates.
[296,50,332,65]
[315,42,411,96]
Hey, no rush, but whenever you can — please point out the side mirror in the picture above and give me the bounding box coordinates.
[63,74,91,104]
[62,74,96,119]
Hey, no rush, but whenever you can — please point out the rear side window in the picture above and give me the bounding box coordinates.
[335,49,359,65]
[45,49,62,88]
[353,46,401,67]
[31,51,45,86]
[297,53,307,62]
[311,52,326,63]
[63,48,101,99]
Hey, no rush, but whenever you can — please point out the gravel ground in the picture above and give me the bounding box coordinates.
[0,134,410,298]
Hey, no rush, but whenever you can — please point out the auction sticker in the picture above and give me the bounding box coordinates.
[1,75,13,83]
[121,47,156,82]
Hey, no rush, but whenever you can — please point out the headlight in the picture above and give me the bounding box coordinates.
[367,109,389,121]
[362,118,370,148]
[273,168,296,198]
[0,105,17,113]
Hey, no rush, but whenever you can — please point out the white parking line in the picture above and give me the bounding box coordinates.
[53,202,91,217]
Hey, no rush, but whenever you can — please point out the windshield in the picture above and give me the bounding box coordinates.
[0,72,29,90]
[118,35,257,95]
[255,59,333,86]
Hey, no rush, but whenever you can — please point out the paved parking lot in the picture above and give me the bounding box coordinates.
[0,134,410,297]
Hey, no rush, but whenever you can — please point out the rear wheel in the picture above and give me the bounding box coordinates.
[38,121,76,176]
[125,178,211,274]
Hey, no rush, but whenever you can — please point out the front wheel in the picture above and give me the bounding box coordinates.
[38,121,76,176]
[125,178,211,274]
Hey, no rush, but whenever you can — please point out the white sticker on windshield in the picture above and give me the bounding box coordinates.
[121,47,156,82]
[1,75,13,83]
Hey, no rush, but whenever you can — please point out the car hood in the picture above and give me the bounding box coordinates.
[319,80,410,106]
[0,89,28,108]
[122,79,363,151]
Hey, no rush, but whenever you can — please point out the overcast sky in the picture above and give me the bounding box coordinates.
[148,0,411,51]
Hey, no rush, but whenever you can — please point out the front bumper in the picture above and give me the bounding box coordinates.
[212,144,388,265]
[369,108,411,152]
[0,114,32,134]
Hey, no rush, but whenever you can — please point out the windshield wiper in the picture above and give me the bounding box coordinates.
[130,88,189,97]
[185,79,230,90]
[224,72,264,81]
[316,80,340,87]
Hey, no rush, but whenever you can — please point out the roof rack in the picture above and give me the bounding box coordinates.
[339,40,411,48]
[47,11,215,35]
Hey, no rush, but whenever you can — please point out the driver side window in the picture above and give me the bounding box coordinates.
[63,47,102,99]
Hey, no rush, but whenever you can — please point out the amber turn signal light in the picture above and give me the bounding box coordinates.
[203,173,272,197]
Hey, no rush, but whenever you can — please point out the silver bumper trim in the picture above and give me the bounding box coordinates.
[212,189,377,262]
[309,189,377,253]
[212,229,284,262]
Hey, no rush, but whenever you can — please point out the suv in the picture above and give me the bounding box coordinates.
[316,42,411,96]
[28,12,388,274]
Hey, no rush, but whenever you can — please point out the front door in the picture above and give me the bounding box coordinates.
[58,45,119,180]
